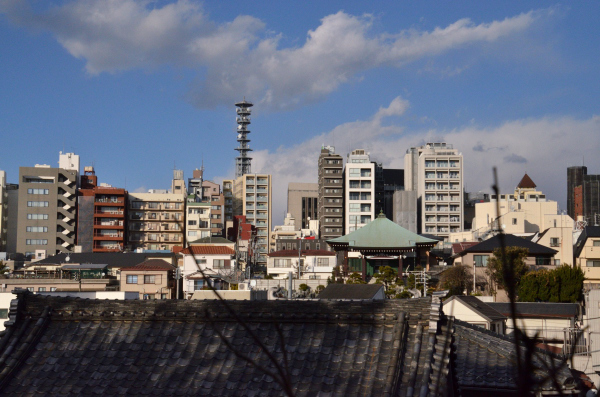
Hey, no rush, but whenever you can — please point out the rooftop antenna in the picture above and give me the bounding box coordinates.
[234,98,254,178]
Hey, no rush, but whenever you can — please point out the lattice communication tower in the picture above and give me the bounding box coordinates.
[235,100,253,178]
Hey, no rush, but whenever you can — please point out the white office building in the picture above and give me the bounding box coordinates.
[344,149,376,234]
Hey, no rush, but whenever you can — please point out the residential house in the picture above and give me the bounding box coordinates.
[443,295,506,334]
[119,259,176,299]
[574,226,600,288]
[180,245,236,299]
[266,249,336,280]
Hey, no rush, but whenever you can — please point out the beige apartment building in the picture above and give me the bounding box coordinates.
[223,174,272,267]
[185,200,211,243]
[405,143,463,238]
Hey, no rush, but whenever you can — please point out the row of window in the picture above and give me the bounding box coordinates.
[28,188,49,195]
[349,203,371,212]
[26,226,48,232]
[126,275,162,284]
[27,201,49,207]
[348,169,371,177]
[26,287,57,292]
[26,239,48,245]
[349,180,371,189]
[27,214,49,220]
[348,192,371,201]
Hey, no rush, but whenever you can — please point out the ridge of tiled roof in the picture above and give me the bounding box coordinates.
[517,173,537,189]
[317,284,384,299]
[444,295,506,322]
[486,302,579,318]
[121,259,175,271]
[459,234,557,256]
[33,252,175,268]
[267,249,336,257]
[180,246,235,255]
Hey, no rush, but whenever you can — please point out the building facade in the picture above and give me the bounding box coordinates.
[568,166,600,225]
[344,149,376,234]
[16,154,79,259]
[404,142,464,237]
[287,182,318,231]
[317,146,344,239]
[223,174,272,268]
[77,167,127,253]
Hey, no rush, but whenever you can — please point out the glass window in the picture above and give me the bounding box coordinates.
[587,260,600,267]
[349,180,359,188]
[349,169,360,177]
[144,275,155,284]
[535,257,551,266]
[349,203,360,212]
[126,275,138,284]
[593,240,600,247]
[194,280,205,290]
[349,192,359,200]
[348,258,362,272]
[213,259,225,269]
[474,255,489,267]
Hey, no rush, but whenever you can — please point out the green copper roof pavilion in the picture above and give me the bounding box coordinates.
[327,212,438,253]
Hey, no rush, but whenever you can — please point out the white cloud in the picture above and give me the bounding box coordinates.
[1,1,543,110]
[245,96,600,225]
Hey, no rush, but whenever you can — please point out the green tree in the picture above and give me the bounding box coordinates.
[517,265,584,303]
[554,265,584,303]
[518,269,551,302]
[487,246,529,292]
[373,266,398,291]
[346,272,366,284]
[439,265,471,296]
[0,261,8,277]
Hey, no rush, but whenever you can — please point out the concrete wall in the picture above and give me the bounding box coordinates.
[393,190,417,233]
[190,290,268,300]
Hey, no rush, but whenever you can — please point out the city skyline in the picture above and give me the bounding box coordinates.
[1,1,599,224]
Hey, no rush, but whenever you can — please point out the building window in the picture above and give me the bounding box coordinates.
[360,192,371,200]
[213,259,225,269]
[27,188,49,195]
[474,255,489,267]
[349,192,360,200]
[27,214,49,220]
[144,275,156,284]
[194,280,205,290]
[27,201,49,207]
[550,238,560,247]
[143,294,154,300]
[26,239,48,245]
[512,218,517,225]
[274,259,292,268]
[188,231,197,237]
[188,220,197,226]
[38,287,46,292]
[26,226,48,233]
[535,257,551,266]
[348,258,362,272]
[349,180,359,188]
[593,240,600,247]
[126,275,138,284]
[317,258,329,266]
[587,260,600,267]
[349,169,360,177]
[27,287,34,292]
[50,287,57,292]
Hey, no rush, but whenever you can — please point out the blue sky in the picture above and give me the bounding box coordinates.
[1,1,599,224]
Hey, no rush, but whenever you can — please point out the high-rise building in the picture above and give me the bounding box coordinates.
[16,153,79,259]
[202,180,224,237]
[318,146,343,239]
[344,149,376,234]
[77,167,127,253]
[404,142,464,237]
[222,174,272,269]
[287,182,318,231]
[127,172,186,252]
[568,166,600,225]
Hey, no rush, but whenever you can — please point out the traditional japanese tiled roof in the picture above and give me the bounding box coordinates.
[120,259,175,272]
[180,246,235,255]
[444,295,506,322]
[450,319,577,393]
[327,212,438,249]
[487,302,579,319]
[517,173,537,189]
[0,291,580,395]
[317,284,384,300]
[267,249,336,257]
[457,234,557,256]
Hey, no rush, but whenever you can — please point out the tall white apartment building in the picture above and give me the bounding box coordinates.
[223,174,272,267]
[344,149,376,234]
[404,143,463,238]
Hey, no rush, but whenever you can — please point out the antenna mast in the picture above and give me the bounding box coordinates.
[235,99,253,178]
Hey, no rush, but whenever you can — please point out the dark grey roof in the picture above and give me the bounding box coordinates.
[34,252,175,269]
[0,291,580,395]
[317,284,384,300]
[451,319,577,392]
[190,236,232,244]
[575,226,600,258]
[487,302,579,318]
[460,234,557,256]
[444,295,506,322]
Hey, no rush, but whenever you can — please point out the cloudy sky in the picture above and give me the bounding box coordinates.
[1,0,599,224]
